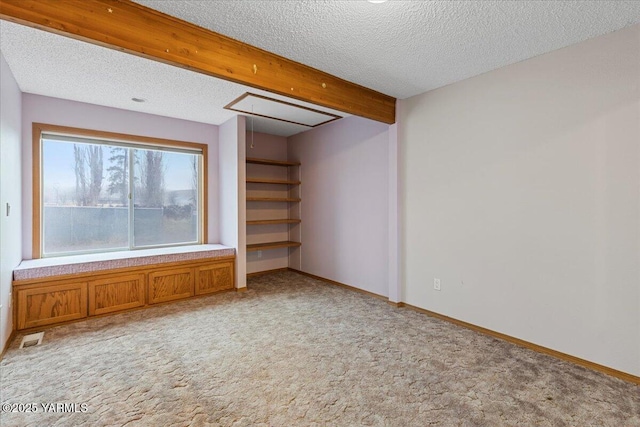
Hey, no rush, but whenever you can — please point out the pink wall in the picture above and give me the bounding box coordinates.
[219,116,246,288]
[21,94,220,259]
[399,24,640,376]
[245,131,287,161]
[387,123,400,303]
[288,116,391,297]
[0,52,22,350]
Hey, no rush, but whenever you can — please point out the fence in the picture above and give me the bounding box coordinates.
[43,206,197,254]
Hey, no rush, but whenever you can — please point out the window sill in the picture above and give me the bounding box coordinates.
[13,244,235,281]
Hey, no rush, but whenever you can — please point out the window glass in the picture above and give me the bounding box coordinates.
[41,135,201,256]
[42,139,129,255]
[133,148,199,247]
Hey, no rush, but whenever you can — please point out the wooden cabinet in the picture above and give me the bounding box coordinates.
[195,261,234,295]
[17,282,87,330]
[148,267,194,304]
[89,273,145,316]
[13,256,235,331]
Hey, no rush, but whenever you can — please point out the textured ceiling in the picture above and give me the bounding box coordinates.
[135,0,640,99]
[2,1,640,134]
[0,21,344,136]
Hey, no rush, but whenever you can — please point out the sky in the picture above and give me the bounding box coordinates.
[42,138,199,203]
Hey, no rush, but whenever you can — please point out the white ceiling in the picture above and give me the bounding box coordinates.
[2,1,640,135]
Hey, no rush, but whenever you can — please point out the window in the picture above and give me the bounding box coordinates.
[34,124,208,258]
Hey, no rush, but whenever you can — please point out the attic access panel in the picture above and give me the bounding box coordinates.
[225,93,342,127]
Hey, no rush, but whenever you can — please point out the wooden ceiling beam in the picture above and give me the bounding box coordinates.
[0,0,396,124]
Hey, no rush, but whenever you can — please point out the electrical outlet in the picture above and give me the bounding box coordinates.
[434,278,441,291]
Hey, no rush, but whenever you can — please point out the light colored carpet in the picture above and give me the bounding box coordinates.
[1,271,638,426]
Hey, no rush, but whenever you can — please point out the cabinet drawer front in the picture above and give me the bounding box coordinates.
[18,283,87,330]
[89,274,146,316]
[195,262,235,295]
[148,268,194,304]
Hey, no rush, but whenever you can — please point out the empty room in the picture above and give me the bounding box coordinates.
[0,1,638,425]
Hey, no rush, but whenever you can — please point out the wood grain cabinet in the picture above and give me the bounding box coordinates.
[195,262,235,295]
[148,267,194,304]
[17,282,87,330]
[13,256,235,331]
[89,273,146,316]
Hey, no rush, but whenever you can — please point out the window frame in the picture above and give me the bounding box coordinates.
[32,123,208,259]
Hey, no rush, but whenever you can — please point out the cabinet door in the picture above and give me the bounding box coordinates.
[89,273,146,316]
[194,262,235,295]
[17,282,87,330]
[148,267,194,304]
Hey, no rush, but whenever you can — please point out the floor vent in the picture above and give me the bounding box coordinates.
[19,332,44,349]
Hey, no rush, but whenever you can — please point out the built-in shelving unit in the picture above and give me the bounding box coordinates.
[246,178,301,185]
[247,158,300,167]
[246,219,301,225]
[246,197,301,202]
[245,157,301,261]
[247,241,302,252]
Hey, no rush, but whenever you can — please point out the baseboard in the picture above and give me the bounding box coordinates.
[285,268,639,385]
[0,329,17,361]
[287,268,388,302]
[246,268,289,278]
[400,302,640,386]
[235,287,248,293]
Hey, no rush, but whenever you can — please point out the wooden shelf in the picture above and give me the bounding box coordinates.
[246,157,300,167]
[246,197,301,202]
[247,241,302,252]
[247,219,301,225]
[246,157,301,257]
[246,178,301,185]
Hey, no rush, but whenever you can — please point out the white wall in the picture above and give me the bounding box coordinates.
[400,24,640,376]
[21,94,220,259]
[245,132,290,274]
[288,116,391,297]
[0,52,22,350]
[219,116,246,288]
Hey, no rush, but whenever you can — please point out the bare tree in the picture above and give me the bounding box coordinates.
[137,150,165,207]
[191,156,198,206]
[74,145,88,206]
[87,145,103,206]
[74,144,104,206]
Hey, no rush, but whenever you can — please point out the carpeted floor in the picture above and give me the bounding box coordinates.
[1,271,638,426]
